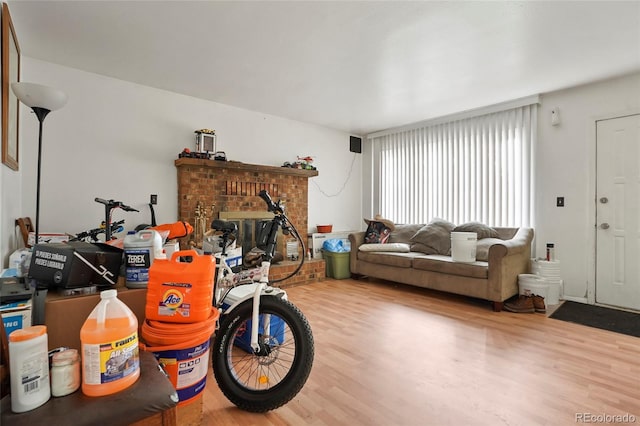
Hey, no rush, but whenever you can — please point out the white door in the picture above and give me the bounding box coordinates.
[596,114,640,310]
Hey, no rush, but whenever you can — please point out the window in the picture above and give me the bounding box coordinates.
[369,102,537,227]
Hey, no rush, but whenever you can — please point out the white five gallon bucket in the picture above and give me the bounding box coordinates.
[451,232,477,263]
[518,274,549,299]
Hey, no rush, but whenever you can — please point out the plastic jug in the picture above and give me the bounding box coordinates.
[80,289,140,396]
[145,250,214,323]
[124,229,163,288]
[9,325,51,412]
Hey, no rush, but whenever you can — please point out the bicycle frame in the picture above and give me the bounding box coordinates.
[212,190,303,354]
[215,254,286,353]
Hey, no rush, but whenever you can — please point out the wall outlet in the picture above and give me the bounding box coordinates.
[556,196,564,207]
[551,107,560,126]
[150,194,158,205]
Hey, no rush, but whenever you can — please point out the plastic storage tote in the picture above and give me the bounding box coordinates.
[322,249,351,279]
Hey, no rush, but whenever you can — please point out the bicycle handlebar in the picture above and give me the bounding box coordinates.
[258,190,276,212]
[258,190,285,214]
[94,197,139,212]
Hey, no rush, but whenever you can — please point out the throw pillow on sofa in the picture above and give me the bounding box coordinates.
[452,222,500,239]
[364,214,395,244]
[388,223,424,244]
[359,243,411,252]
[409,218,455,255]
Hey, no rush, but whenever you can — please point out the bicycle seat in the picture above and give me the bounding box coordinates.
[211,219,237,234]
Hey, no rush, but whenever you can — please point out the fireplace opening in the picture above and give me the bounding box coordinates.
[218,211,287,258]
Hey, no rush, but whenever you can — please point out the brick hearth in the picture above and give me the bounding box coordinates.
[175,158,324,285]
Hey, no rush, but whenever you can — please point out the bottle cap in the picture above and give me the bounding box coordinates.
[101,289,117,299]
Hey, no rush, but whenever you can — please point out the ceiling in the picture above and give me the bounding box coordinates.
[7,1,640,135]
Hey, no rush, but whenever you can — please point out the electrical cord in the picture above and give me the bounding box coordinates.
[311,152,357,197]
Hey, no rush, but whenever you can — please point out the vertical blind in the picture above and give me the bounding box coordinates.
[370,104,536,227]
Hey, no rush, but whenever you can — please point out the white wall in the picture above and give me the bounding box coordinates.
[536,72,640,301]
[0,57,362,266]
[4,58,639,304]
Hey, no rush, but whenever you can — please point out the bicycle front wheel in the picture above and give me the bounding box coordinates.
[212,295,314,412]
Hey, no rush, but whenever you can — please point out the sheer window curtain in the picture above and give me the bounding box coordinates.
[369,103,537,227]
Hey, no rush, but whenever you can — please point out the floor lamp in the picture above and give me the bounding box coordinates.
[11,82,68,246]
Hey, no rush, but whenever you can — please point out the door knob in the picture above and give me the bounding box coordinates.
[599,197,608,203]
[600,223,610,229]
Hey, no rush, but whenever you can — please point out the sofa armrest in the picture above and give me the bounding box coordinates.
[349,232,365,274]
[487,227,534,302]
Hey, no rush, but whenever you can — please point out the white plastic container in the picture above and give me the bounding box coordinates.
[451,232,477,263]
[9,325,51,413]
[9,248,31,278]
[124,229,163,288]
[51,348,81,397]
[544,278,562,305]
[518,274,549,299]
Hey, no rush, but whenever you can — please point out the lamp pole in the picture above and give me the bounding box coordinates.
[32,107,51,245]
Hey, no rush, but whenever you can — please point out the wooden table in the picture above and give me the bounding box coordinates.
[1,351,178,426]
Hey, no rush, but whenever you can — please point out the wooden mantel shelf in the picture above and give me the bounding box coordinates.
[175,158,319,177]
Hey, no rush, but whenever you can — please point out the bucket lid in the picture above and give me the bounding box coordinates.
[451,232,477,239]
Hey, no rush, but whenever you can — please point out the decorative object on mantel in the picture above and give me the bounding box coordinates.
[178,147,210,159]
[194,128,226,161]
[194,128,216,153]
[282,155,316,170]
[189,201,215,249]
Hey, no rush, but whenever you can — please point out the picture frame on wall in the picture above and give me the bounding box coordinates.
[2,2,20,171]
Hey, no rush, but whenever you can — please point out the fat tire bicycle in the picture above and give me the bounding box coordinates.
[210,190,314,412]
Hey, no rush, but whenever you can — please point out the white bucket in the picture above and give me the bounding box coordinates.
[518,274,549,299]
[124,229,163,289]
[451,232,477,263]
[544,278,562,305]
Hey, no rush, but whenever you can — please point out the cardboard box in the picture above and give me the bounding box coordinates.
[29,241,122,288]
[163,240,180,258]
[44,288,146,351]
[28,232,70,246]
[309,231,353,259]
[1,299,32,338]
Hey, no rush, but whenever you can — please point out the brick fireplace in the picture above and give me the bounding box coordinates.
[175,158,324,286]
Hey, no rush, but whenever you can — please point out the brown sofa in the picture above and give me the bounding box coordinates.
[348,225,534,311]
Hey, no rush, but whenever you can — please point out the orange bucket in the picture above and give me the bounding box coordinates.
[141,309,219,406]
[145,250,214,323]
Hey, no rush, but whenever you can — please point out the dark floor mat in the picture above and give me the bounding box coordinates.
[550,301,640,338]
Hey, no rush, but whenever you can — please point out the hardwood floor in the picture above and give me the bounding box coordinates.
[201,278,640,425]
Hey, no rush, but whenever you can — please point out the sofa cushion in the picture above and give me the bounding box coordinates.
[413,255,488,279]
[476,238,505,261]
[452,222,500,239]
[388,224,424,244]
[357,251,417,268]
[359,243,411,252]
[409,219,455,255]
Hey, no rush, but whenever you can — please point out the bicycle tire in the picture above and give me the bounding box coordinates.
[212,296,314,412]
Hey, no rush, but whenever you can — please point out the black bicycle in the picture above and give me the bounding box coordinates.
[70,198,138,242]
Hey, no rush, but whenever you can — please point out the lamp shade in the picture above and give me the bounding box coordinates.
[11,82,67,111]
